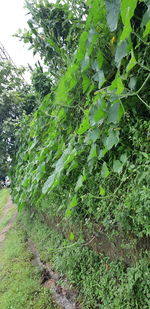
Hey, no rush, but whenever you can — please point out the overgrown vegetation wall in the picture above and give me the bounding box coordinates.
[12,1,150,307]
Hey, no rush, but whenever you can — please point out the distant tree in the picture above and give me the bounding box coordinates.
[0,61,37,178]
[31,64,51,99]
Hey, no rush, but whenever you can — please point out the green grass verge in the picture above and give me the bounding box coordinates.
[20,211,150,309]
[0,189,10,216]
[0,222,56,309]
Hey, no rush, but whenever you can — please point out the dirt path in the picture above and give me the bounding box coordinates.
[0,198,17,243]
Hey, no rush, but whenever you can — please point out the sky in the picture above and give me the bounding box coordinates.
[0,0,36,69]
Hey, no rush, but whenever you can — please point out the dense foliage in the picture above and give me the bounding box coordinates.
[12,0,150,235]
[11,0,150,307]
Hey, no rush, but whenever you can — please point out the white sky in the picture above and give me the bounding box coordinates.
[0,0,36,69]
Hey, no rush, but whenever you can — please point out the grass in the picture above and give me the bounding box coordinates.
[0,222,56,309]
[0,189,10,216]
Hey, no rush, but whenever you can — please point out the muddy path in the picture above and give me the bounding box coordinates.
[0,198,17,243]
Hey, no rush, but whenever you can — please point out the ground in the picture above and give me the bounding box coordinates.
[0,189,79,309]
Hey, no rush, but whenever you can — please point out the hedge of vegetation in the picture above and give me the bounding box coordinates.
[11,1,150,307]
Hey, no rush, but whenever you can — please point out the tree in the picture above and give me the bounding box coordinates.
[0,61,36,178]
[16,0,87,79]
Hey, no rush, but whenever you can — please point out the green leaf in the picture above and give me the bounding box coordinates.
[105,129,120,150]
[120,0,138,41]
[81,53,90,72]
[47,38,60,54]
[120,153,128,163]
[42,173,57,194]
[97,50,103,69]
[115,40,128,65]
[65,209,72,218]
[36,162,45,181]
[142,4,150,28]
[63,148,77,169]
[113,160,123,173]
[126,50,137,72]
[88,28,97,43]
[89,99,106,126]
[42,145,76,194]
[69,195,77,209]
[110,75,124,95]
[82,75,91,93]
[101,162,110,178]
[104,0,121,31]
[93,70,105,89]
[65,195,77,218]
[77,110,90,135]
[22,176,30,188]
[107,102,124,124]
[100,186,105,196]
[76,31,88,62]
[66,160,78,175]
[87,144,97,161]
[98,148,107,160]
[143,20,150,37]
[75,174,86,192]
[69,232,75,241]
[128,77,137,90]
[84,128,100,144]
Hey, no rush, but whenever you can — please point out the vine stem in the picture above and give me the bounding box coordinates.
[137,62,150,72]
[137,73,150,94]
[121,73,150,110]
[87,193,113,199]
[132,31,150,46]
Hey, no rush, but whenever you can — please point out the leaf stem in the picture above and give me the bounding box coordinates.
[137,94,150,110]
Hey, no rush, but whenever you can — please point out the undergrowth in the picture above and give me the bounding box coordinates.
[20,211,150,309]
